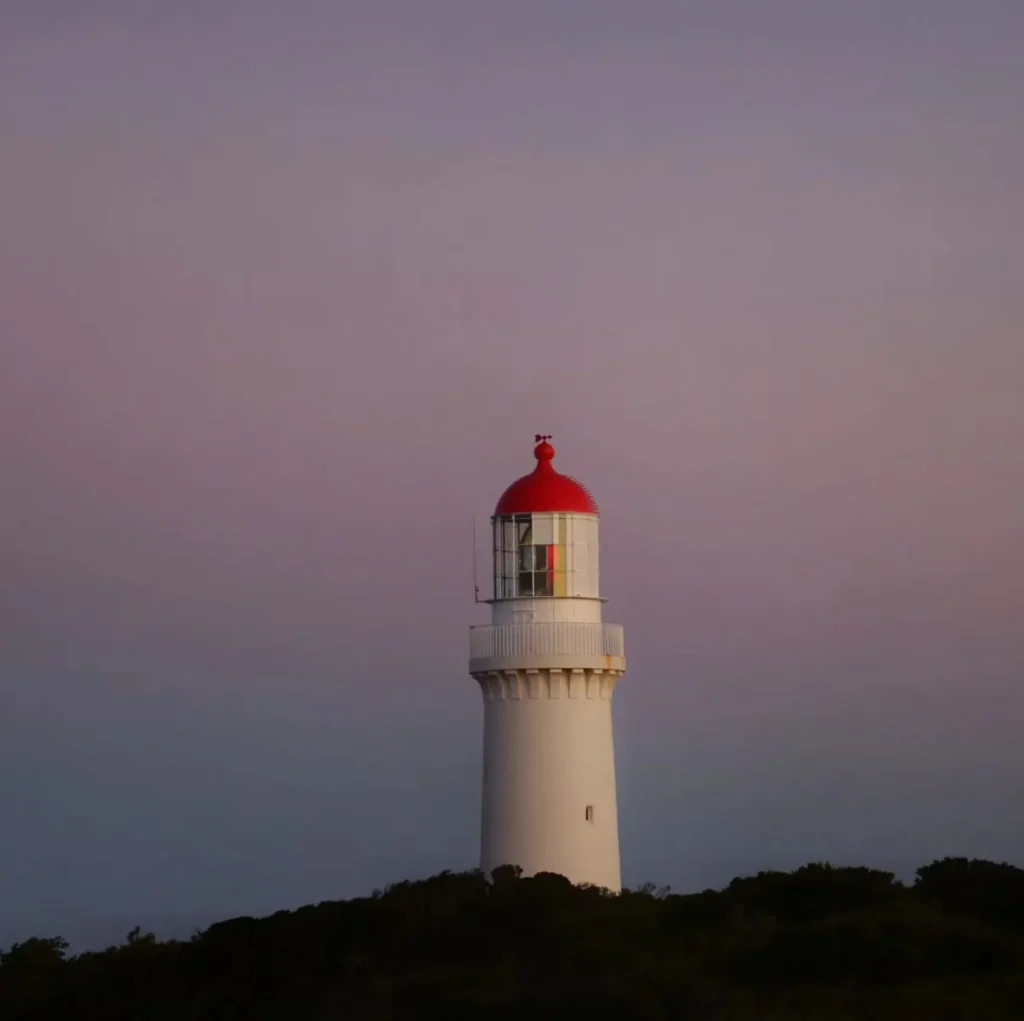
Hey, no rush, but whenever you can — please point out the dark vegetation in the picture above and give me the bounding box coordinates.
[4,858,1024,1019]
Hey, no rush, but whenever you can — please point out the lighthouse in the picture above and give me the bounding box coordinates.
[469,436,626,892]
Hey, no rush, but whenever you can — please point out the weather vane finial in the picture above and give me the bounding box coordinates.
[535,433,553,443]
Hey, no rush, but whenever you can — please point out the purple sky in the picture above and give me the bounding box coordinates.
[2,0,1023,947]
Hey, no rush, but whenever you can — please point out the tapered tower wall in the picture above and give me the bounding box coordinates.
[477,667,622,890]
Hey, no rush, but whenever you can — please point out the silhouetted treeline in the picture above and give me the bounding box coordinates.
[4,858,1024,1019]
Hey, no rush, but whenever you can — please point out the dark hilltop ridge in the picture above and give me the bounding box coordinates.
[4,858,1024,1020]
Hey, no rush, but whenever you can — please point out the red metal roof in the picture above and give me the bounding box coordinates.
[494,437,599,516]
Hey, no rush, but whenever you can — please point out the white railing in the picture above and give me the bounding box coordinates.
[469,622,624,660]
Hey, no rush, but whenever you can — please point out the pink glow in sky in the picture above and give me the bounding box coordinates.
[1,0,1023,946]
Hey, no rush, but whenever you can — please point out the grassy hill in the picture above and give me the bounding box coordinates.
[3,857,1024,1019]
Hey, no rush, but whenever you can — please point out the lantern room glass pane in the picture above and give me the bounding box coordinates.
[531,516,555,545]
[519,544,548,571]
[492,512,598,600]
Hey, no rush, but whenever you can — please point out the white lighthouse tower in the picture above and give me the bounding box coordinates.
[469,436,626,892]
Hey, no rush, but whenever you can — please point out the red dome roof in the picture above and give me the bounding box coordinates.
[494,436,599,516]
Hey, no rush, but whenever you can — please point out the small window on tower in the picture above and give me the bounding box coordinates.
[585,805,594,823]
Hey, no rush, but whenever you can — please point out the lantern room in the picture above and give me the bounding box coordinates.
[491,437,600,602]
